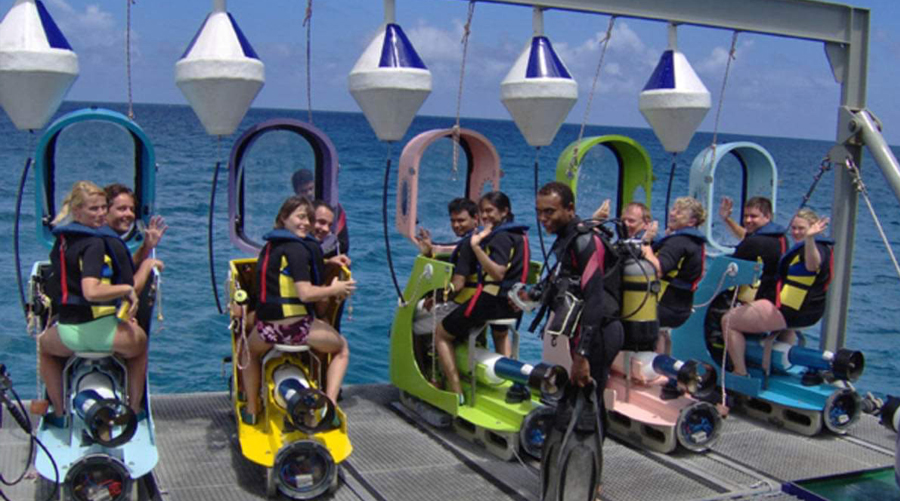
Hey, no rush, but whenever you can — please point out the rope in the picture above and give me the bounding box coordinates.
[303,0,313,124]
[125,0,135,120]
[533,148,548,262]
[663,153,677,230]
[381,143,406,305]
[709,32,739,151]
[568,16,615,178]
[208,147,224,314]
[720,285,741,408]
[844,158,900,281]
[451,1,476,181]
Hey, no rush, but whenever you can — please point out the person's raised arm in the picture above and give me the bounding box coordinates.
[719,197,746,240]
[134,215,167,266]
[803,217,829,272]
[470,227,506,282]
[592,199,611,221]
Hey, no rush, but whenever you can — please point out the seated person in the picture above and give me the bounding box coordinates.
[293,168,349,253]
[414,197,480,305]
[433,192,529,401]
[241,195,355,424]
[38,181,148,420]
[723,208,831,376]
[312,199,342,258]
[729,197,786,305]
[104,183,166,295]
[641,197,707,353]
[593,199,651,241]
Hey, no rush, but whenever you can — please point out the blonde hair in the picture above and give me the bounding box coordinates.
[673,196,706,226]
[51,181,105,226]
[794,207,818,225]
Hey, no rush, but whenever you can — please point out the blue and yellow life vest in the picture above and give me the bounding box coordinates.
[258,229,323,319]
[475,222,530,297]
[655,227,707,298]
[52,223,122,320]
[776,237,833,311]
[447,230,478,304]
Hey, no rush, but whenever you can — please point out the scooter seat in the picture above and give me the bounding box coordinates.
[75,351,112,359]
[273,344,311,353]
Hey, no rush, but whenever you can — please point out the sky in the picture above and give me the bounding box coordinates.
[3,0,900,144]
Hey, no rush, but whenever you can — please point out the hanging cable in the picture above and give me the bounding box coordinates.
[844,158,900,281]
[663,153,678,230]
[568,16,615,178]
[705,31,739,168]
[382,143,406,305]
[451,1,476,181]
[303,0,314,124]
[13,155,32,321]
[125,0,135,120]
[533,147,548,263]
[207,137,224,314]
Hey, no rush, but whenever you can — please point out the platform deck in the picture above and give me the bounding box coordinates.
[1,384,895,500]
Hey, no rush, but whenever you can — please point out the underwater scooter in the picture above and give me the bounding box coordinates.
[27,109,160,501]
[389,127,563,461]
[671,141,866,436]
[223,119,352,499]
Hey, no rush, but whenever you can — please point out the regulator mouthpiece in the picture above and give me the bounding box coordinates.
[73,390,137,447]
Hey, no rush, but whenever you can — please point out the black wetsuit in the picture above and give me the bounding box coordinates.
[652,228,706,328]
[732,222,787,303]
[256,230,323,322]
[50,224,123,324]
[776,238,833,328]
[550,218,623,406]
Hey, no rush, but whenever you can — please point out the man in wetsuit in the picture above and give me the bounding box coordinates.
[414,197,479,299]
[293,168,350,253]
[535,182,622,495]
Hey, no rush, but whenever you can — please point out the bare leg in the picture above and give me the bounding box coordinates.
[38,326,73,417]
[656,329,672,355]
[722,300,787,376]
[304,320,349,404]
[491,327,511,357]
[244,330,272,417]
[113,321,148,413]
[434,323,462,396]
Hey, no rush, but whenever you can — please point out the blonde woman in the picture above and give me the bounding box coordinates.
[38,181,148,422]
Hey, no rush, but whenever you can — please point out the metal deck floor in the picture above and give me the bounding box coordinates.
[1,384,895,500]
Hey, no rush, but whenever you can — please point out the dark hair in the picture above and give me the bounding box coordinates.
[625,201,651,223]
[274,195,313,229]
[313,199,335,216]
[447,197,478,217]
[104,183,134,207]
[745,196,773,218]
[480,191,514,223]
[537,182,574,208]
[291,168,314,195]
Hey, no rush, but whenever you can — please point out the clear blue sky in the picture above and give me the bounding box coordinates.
[5,0,899,143]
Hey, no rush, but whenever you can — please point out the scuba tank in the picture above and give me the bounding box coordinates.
[541,382,602,501]
[619,243,660,351]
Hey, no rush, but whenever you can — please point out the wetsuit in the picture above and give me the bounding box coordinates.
[776,238,833,328]
[732,222,787,303]
[448,231,478,304]
[550,217,624,405]
[441,222,529,336]
[256,230,324,323]
[652,228,706,328]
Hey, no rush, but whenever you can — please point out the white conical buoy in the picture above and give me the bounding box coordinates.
[348,0,431,142]
[175,0,264,136]
[0,0,78,131]
[500,8,577,148]
[639,24,710,153]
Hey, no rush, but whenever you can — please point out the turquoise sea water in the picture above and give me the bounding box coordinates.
[0,101,898,401]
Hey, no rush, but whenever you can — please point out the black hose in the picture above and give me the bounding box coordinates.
[208,160,224,314]
[533,148,548,263]
[663,153,677,231]
[13,157,31,321]
[382,151,405,304]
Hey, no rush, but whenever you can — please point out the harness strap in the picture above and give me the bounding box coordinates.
[259,243,272,303]
[774,235,788,308]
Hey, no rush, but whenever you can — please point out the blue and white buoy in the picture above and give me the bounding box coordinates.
[175,0,264,136]
[0,0,78,131]
[348,0,431,142]
[500,8,577,148]
[639,24,710,153]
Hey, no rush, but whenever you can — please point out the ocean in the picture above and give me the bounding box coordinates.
[1,101,898,401]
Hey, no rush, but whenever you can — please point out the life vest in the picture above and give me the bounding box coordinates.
[736,221,787,302]
[776,237,834,311]
[258,229,323,319]
[464,222,530,317]
[655,227,707,297]
[447,230,478,304]
[52,223,122,320]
